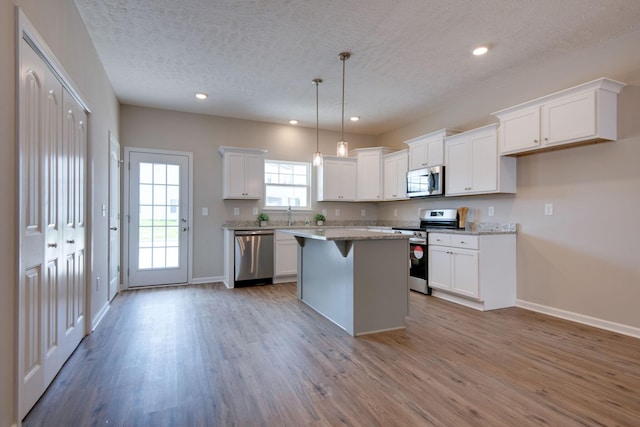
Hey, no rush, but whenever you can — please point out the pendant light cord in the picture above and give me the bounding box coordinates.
[338,52,350,142]
[316,79,320,152]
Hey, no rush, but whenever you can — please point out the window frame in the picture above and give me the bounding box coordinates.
[263,159,312,211]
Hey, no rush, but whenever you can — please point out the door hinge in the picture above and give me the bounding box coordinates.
[127,268,129,276]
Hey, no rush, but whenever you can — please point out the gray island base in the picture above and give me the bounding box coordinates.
[280,228,410,336]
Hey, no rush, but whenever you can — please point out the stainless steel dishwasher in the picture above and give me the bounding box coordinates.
[234,229,274,285]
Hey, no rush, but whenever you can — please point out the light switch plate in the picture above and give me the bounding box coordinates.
[361,209,366,217]
[488,206,495,217]
[544,203,553,216]
[233,207,240,216]
[335,208,340,217]
[202,207,209,216]
[394,208,398,217]
[252,207,258,215]
[321,209,327,216]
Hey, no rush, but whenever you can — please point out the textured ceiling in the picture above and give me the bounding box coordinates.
[74,0,640,135]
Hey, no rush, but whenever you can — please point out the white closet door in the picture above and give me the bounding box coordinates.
[18,37,87,419]
[60,89,86,359]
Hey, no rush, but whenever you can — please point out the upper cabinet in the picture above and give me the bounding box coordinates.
[317,156,357,201]
[352,147,396,201]
[383,149,409,201]
[405,128,459,170]
[493,78,626,156]
[218,146,266,199]
[445,124,516,196]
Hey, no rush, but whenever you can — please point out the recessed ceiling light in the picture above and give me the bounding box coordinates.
[195,92,208,100]
[472,46,489,56]
[289,119,299,125]
[350,116,360,122]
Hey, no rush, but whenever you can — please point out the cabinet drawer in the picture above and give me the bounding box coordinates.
[451,235,479,250]
[428,233,451,246]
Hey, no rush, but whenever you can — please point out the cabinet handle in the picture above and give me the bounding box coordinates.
[66,240,75,244]
[544,137,549,142]
[48,243,58,248]
[534,139,539,143]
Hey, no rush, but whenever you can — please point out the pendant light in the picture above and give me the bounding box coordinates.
[337,52,351,157]
[312,78,323,167]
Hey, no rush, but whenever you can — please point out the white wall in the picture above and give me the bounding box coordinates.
[1,0,119,425]
[376,30,640,331]
[119,106,379,280]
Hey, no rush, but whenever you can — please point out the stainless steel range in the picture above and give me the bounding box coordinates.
[393,208,458,294]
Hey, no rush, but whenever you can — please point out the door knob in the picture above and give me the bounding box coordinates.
[182,227,189,232]
[110,227,118,231]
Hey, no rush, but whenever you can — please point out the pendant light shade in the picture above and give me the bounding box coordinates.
[337,52,351,157]
[312,78,323,167]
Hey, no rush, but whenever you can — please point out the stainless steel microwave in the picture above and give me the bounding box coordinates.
[407,166,445,197]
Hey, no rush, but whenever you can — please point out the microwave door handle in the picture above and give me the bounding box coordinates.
[428,172,435,193]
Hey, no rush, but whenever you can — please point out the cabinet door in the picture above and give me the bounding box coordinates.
[383,156,399,199]
[409,143,428,170]
[426,138,444,166]
[320,159,356,200]
[243,153,264,198]
[451,249,479,298]
[357,151,382,201]
[445,138,470,195]
[275,233,297,276]
[469,130,498,193]
[341,161,357,200]
[223,152,247,198]
[428,246,451,290]
[542,90,596,147]
[498,106,541,155]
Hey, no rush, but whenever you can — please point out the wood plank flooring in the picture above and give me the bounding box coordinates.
[23,282,640,426]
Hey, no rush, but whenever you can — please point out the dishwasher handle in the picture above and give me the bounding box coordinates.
[234,229,274,236]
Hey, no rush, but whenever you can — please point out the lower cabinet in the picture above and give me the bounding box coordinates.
[275,231,298,279]
[428,232,516,311]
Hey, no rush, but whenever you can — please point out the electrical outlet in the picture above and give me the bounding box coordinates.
[321,209,327,216]
[361,209,366,217]
[488,206,495,217]
[202,207,209,216]
[544,203,553,216]
[394,208,398,217]
[252,207,258,215]
[233,207,240,216]
[335,208,341,217]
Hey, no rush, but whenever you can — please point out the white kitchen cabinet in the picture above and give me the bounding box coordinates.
[317,156,357,201]
[493,78,625,155]
[445,124,516,196]
[352,147,395,201]
[405,128,459,170]
[275,231,297,278]
[383,149,409,200]
[218,146,266,199]
[428,232,516,311]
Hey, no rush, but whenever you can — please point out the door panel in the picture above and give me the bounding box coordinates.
[109,135,121,300]
[128,151,190,287]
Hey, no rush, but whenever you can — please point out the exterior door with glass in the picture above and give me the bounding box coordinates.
[126,150,190,287]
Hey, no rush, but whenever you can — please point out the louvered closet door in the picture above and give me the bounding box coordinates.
[18,37,87,419]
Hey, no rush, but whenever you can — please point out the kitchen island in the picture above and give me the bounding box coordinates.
[279,228,410,336]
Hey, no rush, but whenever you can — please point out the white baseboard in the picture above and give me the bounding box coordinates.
[516,299,640,339]
[190,276,225,285]
[91,301,110,332]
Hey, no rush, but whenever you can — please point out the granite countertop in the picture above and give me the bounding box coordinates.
[223,222,517,235]
[278,228,409,241]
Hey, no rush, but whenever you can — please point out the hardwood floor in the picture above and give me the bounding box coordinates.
[23,282,640,426]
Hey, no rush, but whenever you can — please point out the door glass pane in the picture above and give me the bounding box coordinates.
[138,161,181,270]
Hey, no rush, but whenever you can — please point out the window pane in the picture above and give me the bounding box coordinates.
[140,163,153,184]
[154,164,166,184]
[139,248,152,269]
[152,248,166,268]
[167,165,180,185]
[265,163,278,174]
[166,247,179,268]
[140,184,153,205]
[154,184,166,205]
